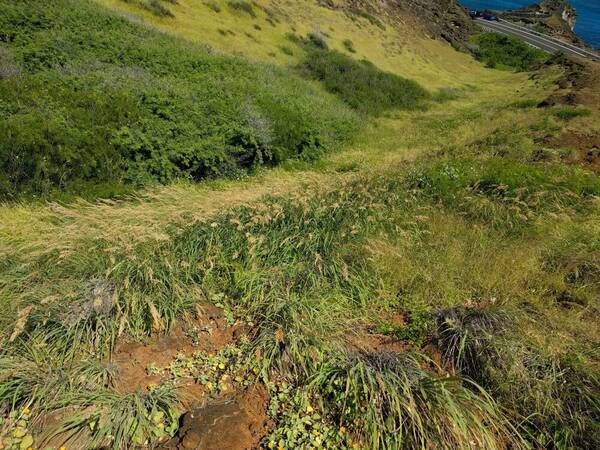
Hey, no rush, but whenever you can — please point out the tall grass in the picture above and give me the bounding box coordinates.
[0,171,522,448]
[313,351,523,450]
[2,146,599,447]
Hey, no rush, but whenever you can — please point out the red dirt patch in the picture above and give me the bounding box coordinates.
[112,303,245,396]
[347,332,411,353]
[546,131,600,172]
[162,384,272,450]
[346,314,411,353]
[537,58,600,172]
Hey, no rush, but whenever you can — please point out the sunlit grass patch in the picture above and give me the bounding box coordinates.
[407,157,600,230]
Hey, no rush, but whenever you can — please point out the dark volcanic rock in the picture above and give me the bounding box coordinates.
[499,0,582,45]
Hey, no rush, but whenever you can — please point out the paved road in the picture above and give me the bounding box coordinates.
[475,18,600,61]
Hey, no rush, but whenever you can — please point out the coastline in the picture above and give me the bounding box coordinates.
[460,0,600,49]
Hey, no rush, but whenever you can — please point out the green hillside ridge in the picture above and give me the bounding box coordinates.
[1,0,599,450]
[0,0,437,201]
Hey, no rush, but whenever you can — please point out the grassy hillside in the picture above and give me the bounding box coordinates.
[0,0,361,199]
[0,0,441,200]
[1,1,599,450]
[99,0,506,90]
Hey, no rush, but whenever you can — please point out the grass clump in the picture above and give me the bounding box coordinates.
[510,99,539,109]
[473,33,547,71]
[313,352,521,450]
[120,0,176,18]
[434,307,600,449]
[307,31,329,50]
[204,0,221,13]
[552,106,592,120]
[0,0,358,200]
[342,38,356,53]
[227,0,256,17]
[279,45,293,56]
[300,48,429,116]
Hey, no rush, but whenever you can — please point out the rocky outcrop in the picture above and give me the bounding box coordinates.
[394,0,474,46]
[317,0,473,48]
[499,0,581,45]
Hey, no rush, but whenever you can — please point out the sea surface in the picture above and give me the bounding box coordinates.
[460,0,600,48]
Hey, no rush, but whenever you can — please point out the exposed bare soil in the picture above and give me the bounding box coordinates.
[162,385,271,450]
[539,57,600,172]
[112,303,243,397]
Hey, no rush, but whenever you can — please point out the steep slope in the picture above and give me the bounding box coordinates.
[2,1,599,450]
[99,0,487,90]
[0,0,362,199]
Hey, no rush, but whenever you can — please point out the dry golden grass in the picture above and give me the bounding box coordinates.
[0,170,342,261]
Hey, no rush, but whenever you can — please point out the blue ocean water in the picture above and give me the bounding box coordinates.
[460,0,600,48]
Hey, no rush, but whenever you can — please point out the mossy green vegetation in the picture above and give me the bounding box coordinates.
[552,105,592,120]
[473,32,548,71]
[0,0,358,200]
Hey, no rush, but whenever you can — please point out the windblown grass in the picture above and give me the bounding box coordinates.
[3,131,598,446]
[1,7,598,447]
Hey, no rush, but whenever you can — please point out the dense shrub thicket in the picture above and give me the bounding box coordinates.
[0,0,359,199]
[300,47,429,115]
[473,33,547,71]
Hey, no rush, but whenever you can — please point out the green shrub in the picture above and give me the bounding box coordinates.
[0,0,358,199]
[473,33,547,71]
[299,48,429,116]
